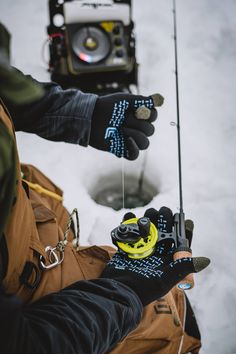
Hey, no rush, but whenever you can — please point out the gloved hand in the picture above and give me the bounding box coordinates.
[89,93,162,160]
[101,208,210,306]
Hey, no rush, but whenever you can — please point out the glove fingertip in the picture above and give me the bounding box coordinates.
[142,138,150,150]
[122,212,136,221]
[144,208,159,226]
[148,109,157,123]
[185,219,194,247]
[192,257,211,273]
[185,219,194,232]
[146,123,155,137]
[125,137,139,160]
[151,93,165,107]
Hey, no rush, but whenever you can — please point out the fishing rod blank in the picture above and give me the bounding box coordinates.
[172,0,194,290]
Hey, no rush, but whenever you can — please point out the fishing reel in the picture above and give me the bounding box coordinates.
[111,207,183,259]
[111,217,158,259]
[111,207,194,290]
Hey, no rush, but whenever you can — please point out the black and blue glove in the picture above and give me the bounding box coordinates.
[101,208,210,306]
[89,93,162,160]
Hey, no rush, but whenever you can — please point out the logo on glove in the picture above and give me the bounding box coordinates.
[104,127,118,139]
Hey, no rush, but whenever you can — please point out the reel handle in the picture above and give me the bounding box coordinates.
[173,250,194,290]
[135,93,164,120]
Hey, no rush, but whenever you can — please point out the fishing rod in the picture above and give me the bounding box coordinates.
[171,0,194,289]
[173,0,183,216]
[115,0,194,289]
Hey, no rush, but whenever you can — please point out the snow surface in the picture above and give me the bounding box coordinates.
[1,0,236,352]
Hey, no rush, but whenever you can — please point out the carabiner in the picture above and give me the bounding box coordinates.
[39,246,62,270]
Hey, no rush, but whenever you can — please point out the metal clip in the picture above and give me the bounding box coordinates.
[50,246,64,265]
[39,246,64,270]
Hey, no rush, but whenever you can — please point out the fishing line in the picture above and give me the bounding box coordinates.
[137,152,148,195]
[121,158,125,209]
[121,83,149,209]
[136,84,149,197]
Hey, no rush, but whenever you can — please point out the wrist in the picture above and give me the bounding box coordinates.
[101,267,153,307]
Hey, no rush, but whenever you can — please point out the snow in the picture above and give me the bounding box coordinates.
[1,0,236,352]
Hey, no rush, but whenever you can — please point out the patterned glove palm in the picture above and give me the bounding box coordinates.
[101,208,210,306]
[89,93,159,160]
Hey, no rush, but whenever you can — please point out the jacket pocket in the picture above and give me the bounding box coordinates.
[109,293,184,354]
[73,245,111,279]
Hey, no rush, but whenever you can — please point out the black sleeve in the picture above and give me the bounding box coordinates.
[4,75,98,146]
[0,278,143,354]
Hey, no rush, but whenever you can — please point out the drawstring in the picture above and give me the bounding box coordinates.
[22,179,63,202]
[61,208,80,251]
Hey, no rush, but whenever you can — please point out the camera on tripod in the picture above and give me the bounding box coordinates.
[47,0,138,93]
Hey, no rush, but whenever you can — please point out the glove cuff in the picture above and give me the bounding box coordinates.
[101,267,155,307]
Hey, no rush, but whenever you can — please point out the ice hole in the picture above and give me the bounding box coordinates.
[89,173,158,211]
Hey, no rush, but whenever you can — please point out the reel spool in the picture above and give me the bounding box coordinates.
[111,217,158,259]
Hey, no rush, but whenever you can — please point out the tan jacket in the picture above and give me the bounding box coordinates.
[0,102,201,354]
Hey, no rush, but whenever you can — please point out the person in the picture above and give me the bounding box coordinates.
[0,22,210,354]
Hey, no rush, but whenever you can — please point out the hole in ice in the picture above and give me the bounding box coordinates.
[89,173,158,211]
